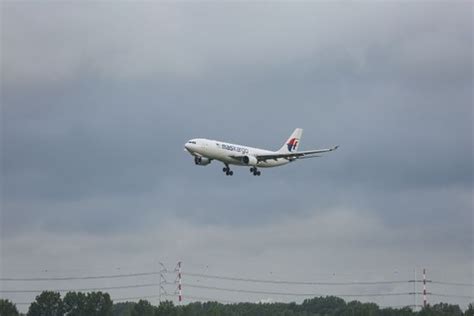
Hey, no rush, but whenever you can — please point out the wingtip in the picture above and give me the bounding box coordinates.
[333,145,339,150]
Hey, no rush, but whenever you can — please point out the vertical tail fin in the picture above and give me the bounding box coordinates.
[278,128,303,153]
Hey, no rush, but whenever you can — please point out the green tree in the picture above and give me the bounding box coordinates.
[343,300,379,316]
[301,296,346,314]
[63,292,87,316]
[432,303,463,316]
[379,306,414,316]
[419,303,463,316]
[130,300,154,316]
[27,291,63,316]
[0,299,20,316]
[84,292,112,316]
[112,302,135,316]
[465,303,474,316]
[156,300,176,316]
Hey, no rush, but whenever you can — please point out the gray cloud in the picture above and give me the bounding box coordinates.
[1,1,472,312]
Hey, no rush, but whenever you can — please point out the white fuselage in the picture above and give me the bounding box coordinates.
[185,138,290,168]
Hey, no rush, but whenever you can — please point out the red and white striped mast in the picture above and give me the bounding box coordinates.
[178,261,182,303]
[423,268,427,308]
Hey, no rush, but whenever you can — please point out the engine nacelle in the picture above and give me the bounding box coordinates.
[242,155,258,166]
[194,156,211,166]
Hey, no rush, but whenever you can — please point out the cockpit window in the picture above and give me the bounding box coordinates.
[188,141,197,144]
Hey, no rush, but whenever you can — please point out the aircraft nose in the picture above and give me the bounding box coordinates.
[185,142,196,152]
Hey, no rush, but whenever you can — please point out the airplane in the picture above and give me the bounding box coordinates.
[184,128,338,176]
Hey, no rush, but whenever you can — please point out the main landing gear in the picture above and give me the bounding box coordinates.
[250,167,261,176]
[223,164,234,176]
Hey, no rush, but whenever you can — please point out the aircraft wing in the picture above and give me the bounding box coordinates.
[255,146,339,162]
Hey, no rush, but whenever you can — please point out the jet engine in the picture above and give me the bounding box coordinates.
[194,156,211,166]
[242,155,258,166]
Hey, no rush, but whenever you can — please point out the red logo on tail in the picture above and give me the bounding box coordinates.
[287,138,298,152]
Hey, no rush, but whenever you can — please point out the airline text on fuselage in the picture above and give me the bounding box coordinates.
[220,144,249,155]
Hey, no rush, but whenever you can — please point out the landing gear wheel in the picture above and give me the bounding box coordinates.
[223,164,233,176]
[257,171,261,176]
[250,167,255,173]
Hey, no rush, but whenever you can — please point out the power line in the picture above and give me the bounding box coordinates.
[380,304,423,309]
[4,270,470,289]
[183,272,409,285]
[0,272,159,282]
[431,281,474,287]
[3,267,472,309]
[9,295,161,306]
[430,293,474,299]
[1,270,410,285]
[175,282,413,298]
[165,293,240,304]
[4,286,471,303]
[0,283,158,293]
[114,295,159,302]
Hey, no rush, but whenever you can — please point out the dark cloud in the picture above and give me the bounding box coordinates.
[1,1,472,311]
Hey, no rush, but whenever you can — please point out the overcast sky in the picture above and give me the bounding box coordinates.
[1,1,473,312]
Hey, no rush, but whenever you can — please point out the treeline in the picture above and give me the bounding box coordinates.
[1,292,473,316]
